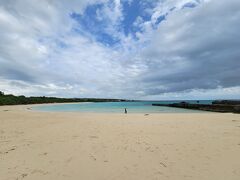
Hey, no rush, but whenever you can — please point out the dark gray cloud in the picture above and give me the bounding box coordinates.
[137,0,240,98]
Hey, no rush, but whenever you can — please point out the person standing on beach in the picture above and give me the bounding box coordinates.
[124,108,127,114]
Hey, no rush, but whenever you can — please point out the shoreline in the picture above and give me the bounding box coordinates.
[1,102,216,114]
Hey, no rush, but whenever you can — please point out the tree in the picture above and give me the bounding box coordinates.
[0,91,4,96]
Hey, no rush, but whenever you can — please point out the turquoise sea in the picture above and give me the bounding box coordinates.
[33,100,213,113]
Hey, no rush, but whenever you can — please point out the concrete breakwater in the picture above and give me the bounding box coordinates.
[152,100,240,113]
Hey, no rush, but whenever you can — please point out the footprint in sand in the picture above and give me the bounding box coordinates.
[15,173,28,179]
[155,171,163,175]
[65,157,73,163]
[90,154,97,161]
[89,135,98,139]
[21,173,28,178]
[145,147,151,151]
[39,152,48,156]
[4,147,16,154]
[159,162,167,168]
[31,169,48,175]
[72,135,79,138]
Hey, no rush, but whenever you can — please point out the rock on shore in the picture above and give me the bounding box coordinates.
[152,100,240,113]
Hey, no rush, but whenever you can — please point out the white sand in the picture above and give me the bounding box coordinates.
[0,105,240,180]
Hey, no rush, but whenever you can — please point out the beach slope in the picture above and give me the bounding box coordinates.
[0,105,240,180]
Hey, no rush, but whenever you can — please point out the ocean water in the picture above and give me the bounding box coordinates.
[33,100,213,113]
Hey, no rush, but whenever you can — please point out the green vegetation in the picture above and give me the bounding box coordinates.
[0,91,127,106]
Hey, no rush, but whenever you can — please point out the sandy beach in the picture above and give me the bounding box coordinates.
[0,105,240,180]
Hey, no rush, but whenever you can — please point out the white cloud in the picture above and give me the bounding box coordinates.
[0,0,239,100]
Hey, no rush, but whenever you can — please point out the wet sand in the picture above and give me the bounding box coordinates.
[0,105,240,180]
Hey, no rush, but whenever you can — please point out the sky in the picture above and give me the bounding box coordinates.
[0,0,240,100]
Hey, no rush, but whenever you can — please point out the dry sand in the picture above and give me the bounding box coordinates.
[0,105,240,180]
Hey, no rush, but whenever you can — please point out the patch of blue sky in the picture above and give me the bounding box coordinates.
[70,3,120,46]
[70,0,159,45]
[70,4,105,35]
[182,2,198,9]
[153,15,166,28]
[121,0,158,36]
[69,0,199,47]
[154,1,200,28]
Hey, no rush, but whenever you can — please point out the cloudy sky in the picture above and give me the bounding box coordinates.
[0,0,239,100]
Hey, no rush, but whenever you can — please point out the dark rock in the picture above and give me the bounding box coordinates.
[212,100,240,105]
[152,101,240,114]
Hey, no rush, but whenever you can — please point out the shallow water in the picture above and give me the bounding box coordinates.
[33,100,213,113]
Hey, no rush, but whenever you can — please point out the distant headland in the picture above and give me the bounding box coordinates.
[0,91,130,106]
